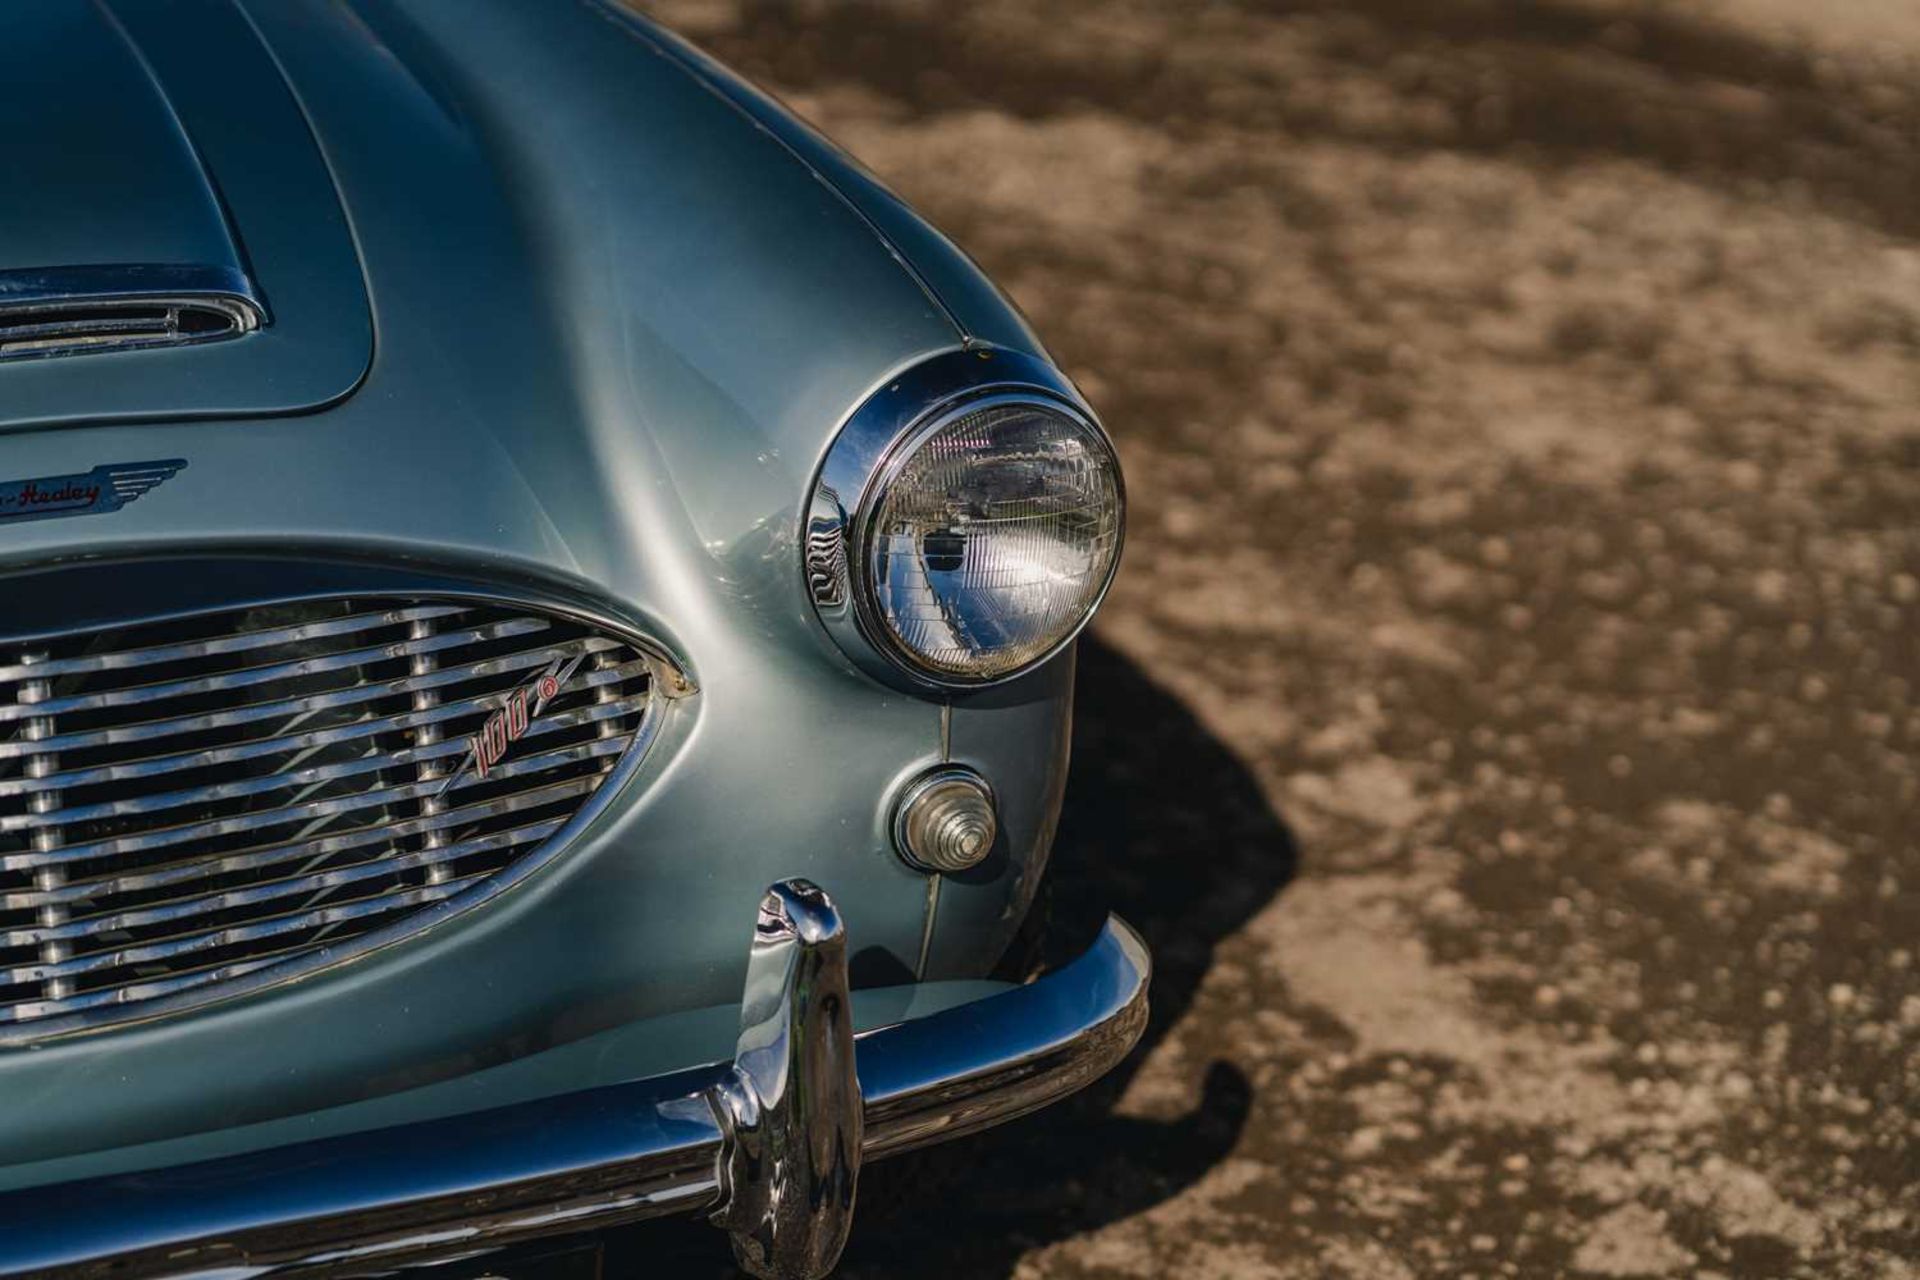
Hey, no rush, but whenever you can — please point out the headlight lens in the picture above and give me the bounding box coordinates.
[860,396,1123,683]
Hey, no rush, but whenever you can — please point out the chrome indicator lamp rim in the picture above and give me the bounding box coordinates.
[891,765,998,874]
[803,345,1127,692]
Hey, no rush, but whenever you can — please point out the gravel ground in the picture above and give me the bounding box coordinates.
[626,2,1918,1275]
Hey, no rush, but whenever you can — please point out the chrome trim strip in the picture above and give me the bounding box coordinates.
[803,345,1125,692]
[0,264,265,315]
[0,896,1149,1280]
[914,873,941,981]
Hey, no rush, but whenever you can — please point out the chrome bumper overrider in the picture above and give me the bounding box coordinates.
[0,881,1150,1280]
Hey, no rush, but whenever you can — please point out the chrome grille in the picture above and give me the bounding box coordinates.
[0,597,663,1039]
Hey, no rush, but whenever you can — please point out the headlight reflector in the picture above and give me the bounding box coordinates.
[861,396,1122,683]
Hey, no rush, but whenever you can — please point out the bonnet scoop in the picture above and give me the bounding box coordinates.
[0,2,263,361]
[0,0,370,430]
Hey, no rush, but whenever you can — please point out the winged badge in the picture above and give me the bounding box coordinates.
[0,460,188,524]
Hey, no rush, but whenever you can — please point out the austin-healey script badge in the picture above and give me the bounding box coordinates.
[0,460,187,524]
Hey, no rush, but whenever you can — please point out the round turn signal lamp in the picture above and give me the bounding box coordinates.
[892,767,998,874]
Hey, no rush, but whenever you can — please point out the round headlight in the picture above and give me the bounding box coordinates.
[806,348,1126,690]
[860,396,1123,683]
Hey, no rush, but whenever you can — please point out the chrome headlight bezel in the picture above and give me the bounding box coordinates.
[804,346,1125,691]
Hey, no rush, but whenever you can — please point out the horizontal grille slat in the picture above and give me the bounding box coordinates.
[0,735,631,872]
[0,672,652,799]
[1,872,497,984]
[1,774,607,912]
[0,617,553,724]
[0,640,631,763]
[5,957,285,1025]
[0,593,672,1038]
[0,819,567,948]
[0,695,649,830]
[0,605,470,684]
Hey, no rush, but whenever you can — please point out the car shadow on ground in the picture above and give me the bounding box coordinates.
[600,634,1301,1277]
[839,634,1300,1276]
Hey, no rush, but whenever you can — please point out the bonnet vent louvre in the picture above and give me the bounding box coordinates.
[0,297,259,361]
[0,265,266,363]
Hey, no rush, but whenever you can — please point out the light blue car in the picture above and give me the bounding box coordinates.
[0,2,1146,1278]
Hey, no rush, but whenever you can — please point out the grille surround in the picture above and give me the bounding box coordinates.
[0,590,688,1045]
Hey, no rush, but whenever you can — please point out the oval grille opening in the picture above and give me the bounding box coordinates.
[0,597,666,1039]
[0,297,256,361]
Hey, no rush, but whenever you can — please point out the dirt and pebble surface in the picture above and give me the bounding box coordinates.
[627,2,1917,1275]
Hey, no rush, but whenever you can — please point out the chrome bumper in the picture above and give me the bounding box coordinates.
[0,881,1149,1280]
